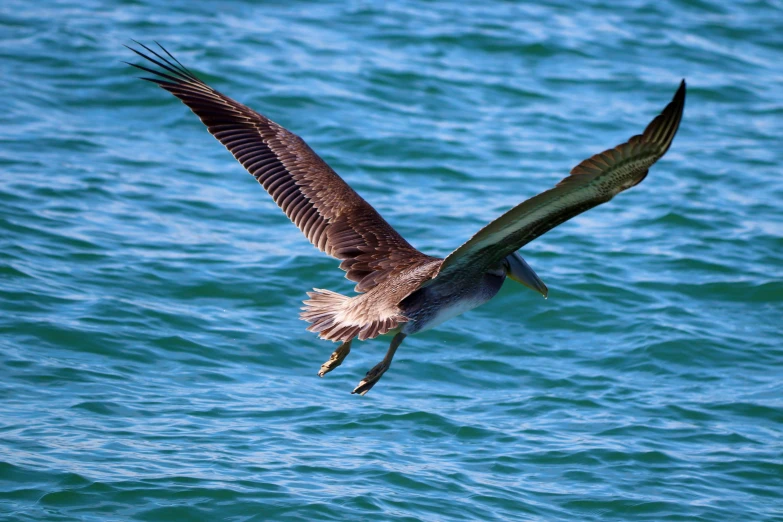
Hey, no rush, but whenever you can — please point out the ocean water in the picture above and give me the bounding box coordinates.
[1,0,782,520]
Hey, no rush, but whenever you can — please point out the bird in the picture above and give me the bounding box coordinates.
[127,42,685,396]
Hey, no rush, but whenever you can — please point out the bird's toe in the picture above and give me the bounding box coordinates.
[318,341,351,377]
[351,363,388,395]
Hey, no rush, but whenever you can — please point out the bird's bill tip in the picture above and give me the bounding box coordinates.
[505,252,548,298]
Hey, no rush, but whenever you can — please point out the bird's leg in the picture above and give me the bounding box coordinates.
[318,339,352,377]
[352,332,407,396]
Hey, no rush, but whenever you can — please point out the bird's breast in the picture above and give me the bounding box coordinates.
[415,295,491,333]
[400,272,505,335]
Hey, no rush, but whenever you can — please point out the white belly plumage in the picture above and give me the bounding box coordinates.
[412,295,489,334]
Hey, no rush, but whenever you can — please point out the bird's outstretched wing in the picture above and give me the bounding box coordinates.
[127,42,434,293]
[435,81,686,282]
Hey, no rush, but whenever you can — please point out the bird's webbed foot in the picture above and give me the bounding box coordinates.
[318,340,352,377]
[351,332,406,396]
[352,359,390,396]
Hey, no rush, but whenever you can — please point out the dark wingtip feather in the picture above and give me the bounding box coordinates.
[153,40,199,81]
[125,41,202,87]
[673,79,686,116]
[638,80,686,155]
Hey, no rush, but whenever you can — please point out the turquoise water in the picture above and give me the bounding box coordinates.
[2,0,782,520]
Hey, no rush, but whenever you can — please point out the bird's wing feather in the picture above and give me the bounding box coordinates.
[127,42,434,293]
[435,80,686,282]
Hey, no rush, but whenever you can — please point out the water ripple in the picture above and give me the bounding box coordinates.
[1,0,782,520]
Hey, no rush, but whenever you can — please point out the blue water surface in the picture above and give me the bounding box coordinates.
[1,0,782,520]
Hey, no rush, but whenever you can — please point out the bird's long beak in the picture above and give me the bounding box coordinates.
[505,252,548,298]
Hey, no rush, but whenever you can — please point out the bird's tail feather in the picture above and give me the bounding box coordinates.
[301,288,406,342]
[300,289,358,342]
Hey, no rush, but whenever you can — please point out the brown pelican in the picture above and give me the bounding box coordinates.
[127,42,685,395]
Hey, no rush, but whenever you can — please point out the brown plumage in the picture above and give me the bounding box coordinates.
[127,42,685,395]
[126,43,435,295]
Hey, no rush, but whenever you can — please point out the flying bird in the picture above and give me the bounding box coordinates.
[127,42,685,395]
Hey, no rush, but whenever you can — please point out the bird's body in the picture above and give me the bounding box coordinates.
[310,258,506,339]
[128,42,685,395]
[400,262,507,336]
